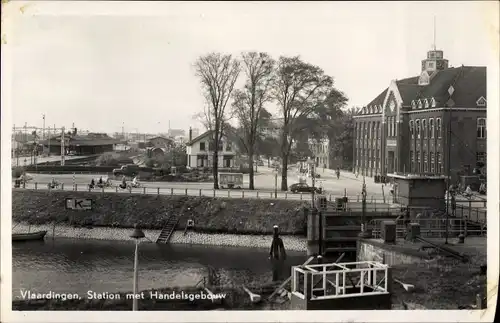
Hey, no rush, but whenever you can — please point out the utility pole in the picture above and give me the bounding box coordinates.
[61,127,65,166]
[445,87,455,245]
[42,114,46,141]
[359,175,370,238]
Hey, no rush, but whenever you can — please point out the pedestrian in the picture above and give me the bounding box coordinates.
[269,225,287,282]
[451,194,457,217]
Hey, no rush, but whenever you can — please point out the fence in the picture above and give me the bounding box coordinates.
[15,181,393,203]
[369,217,487,239]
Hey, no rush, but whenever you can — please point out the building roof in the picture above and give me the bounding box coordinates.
[39,134,119,147]
[359,66,486,115]
[187,130,213,145]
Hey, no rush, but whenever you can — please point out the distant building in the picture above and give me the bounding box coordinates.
[353,47,486,181]
[39,132,119,155]
[186,128,237,168]
[309,137,330,169]
[148,136,174,149]
[168,129,186,138]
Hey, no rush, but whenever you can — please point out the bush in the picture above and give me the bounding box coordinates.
[12,166,25,178]
[95,152,128,167]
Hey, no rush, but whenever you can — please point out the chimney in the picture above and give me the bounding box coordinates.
[189,127,192,142]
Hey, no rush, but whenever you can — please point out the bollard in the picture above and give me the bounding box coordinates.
[61,183,64,190]
[116,186,118,193]
[256,191,259,199]
[34,182,37,190]
[75,184,78,191]
[228,190,230,197]
[143,187,146,194]
[242,191,245,198]
[199,189,202,197]
[270,192,273,198]
[185,188,188,196]
[300,193,303,200]
[157,187,160,195]
[213,189,215,197]
[171,188,174,196]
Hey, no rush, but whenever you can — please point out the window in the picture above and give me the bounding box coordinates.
[409,120,414,137]
[416,151,421,172]
[424,99,429,108]
[208,141,214,151]
[367,123,371,139]
[411,100,416,109]
[393,118,397,136]
[431,97,436,108]
[477,118,486,138]
[476,96,486,107]
[436,152,442,173]
[476,152,486,163]
[422,119,427,138]
[436,118,442,138]
[226,142,232,151]
[430,152,435,173]
[423,152,428,172]
[364,123,367,138]
[410,151,414,172]
[418,100,423,109]
[429,118,435,139]
[416,120,421,138]
[199,142,206,151]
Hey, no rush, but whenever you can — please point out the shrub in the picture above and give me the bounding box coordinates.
[95,152,122,166]
[12,166,25,178]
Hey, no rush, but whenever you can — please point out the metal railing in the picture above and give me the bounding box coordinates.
[369,217,487,239]
[14,181,391,203]
[292,261,389,300]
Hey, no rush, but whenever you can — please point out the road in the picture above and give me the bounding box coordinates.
[16,168,488,209]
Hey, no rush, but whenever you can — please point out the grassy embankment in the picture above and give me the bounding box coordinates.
[12,190,309,235]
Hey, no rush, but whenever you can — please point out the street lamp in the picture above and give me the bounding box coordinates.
[308,157,316,208]
[358,176,371,238]
[130,224,145,311]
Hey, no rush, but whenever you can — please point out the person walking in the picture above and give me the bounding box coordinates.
[269,225,287,282]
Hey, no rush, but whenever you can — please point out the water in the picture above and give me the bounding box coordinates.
[12,238,306,298]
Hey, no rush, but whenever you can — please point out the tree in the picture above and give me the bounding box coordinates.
[271,56,334,190]
[256,135,280,167]
[331,108,355,170]
[194,53,241,189]
[231,52,275,189]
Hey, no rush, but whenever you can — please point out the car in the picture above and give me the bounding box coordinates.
[289,183,322,194]
[113,164,140,177]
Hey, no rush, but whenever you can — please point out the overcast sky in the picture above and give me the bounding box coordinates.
[5,1,498,134]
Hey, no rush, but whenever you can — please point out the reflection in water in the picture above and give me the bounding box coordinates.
[13,238,306,298]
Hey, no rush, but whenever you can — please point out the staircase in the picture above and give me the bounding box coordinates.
[156,214,181,244]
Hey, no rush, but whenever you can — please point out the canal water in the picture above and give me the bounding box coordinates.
[12,238,307,298]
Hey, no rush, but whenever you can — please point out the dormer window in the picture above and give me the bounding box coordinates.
[411,100,416,109]
[424,99,429,108]
[476,96,487,107]
[417,100,423,109]
[431,97,436,108]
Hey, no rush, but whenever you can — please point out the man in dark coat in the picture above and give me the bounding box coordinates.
[269,225,287,281]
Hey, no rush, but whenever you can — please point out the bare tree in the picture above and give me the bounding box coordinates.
[231,52,275,190]
[194,53,241,189]
[272,56,333,191]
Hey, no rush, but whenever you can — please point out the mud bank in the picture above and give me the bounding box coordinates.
[12,223,307,251]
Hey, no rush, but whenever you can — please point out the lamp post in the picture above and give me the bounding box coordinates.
[308,157,316,208]
[130,224,145,311]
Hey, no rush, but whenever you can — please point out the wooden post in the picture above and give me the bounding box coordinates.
[185,188,188,196]
[242,191,245,198]
[171,188,174,196]
[157,187,160,195]
[143,187,146,194]
[213,189,215,197]
[199,189,202,197]
[257,191,259,198]
[34,182,37,190]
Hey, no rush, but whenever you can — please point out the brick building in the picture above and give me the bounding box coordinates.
[353,48,486,182]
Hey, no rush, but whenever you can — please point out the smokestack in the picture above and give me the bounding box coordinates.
[189,127,193,142]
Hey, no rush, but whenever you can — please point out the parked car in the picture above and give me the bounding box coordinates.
[289,182,322,194]
[113,164,140,177]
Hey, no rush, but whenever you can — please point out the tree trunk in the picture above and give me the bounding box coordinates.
[248,147,255,190]
[280,152,288,191]
[213,149,219,189]
[267,157,271,167]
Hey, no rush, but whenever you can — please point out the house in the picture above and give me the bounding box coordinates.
[185,128,237,169]
[308,137,330,169]
[353,46,486,181]
[148,136,174,149]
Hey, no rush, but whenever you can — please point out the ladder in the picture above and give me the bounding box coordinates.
[156,214,180,244]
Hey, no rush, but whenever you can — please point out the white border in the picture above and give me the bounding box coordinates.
[1,1,498,322]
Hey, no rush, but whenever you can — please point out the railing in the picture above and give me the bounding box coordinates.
[14,182,391,203]
[369,217,487,239]
[292,261,389,300]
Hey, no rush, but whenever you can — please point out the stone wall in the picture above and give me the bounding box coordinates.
[356,239,429,266]
[12,223,307,251]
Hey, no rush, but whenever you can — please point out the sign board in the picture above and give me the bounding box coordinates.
[65,198,93,210]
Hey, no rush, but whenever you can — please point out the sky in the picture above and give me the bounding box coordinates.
[4,1,498,134]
